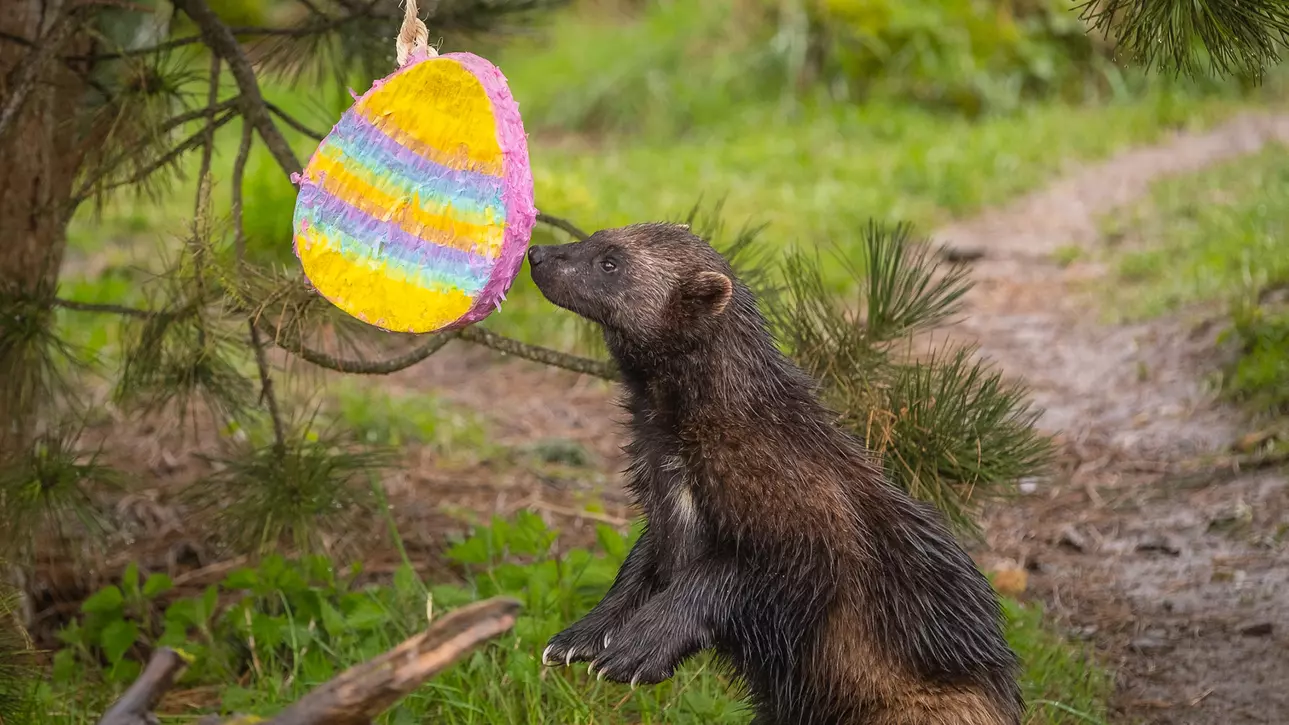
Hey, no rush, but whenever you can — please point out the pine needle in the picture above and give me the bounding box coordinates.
[185,418,396,557]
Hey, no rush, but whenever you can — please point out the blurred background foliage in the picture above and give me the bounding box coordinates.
[2,0,1287,721]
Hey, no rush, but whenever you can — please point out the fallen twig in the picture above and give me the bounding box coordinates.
[98,596,522,725]
[96,647,188,725]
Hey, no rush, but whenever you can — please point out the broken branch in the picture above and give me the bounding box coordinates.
[98,597,522,725]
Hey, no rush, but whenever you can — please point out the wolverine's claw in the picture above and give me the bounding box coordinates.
[542,645,555,666]
[630,673,641,690]
[598,669,605,682]
[587,662,596,676]
[565,649,575,667]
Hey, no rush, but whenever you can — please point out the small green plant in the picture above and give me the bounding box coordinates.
[1004,598,1113,725]
[1221,289,1289,417]
[1052,245,1083,267]
[53,562,180,687]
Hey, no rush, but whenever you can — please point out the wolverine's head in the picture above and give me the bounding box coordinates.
[527,223,737,347]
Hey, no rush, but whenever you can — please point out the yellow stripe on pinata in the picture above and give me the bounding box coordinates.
[355,59,504,177]
[309,152,506,258]
[296,226,475,333]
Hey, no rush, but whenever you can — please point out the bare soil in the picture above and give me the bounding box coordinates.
[23,112,1289,724]
[940,111,1289,725]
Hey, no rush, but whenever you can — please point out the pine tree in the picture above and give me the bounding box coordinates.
[1079,0,1289,80]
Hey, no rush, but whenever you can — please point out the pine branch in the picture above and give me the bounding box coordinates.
[51,289,610,381]
[537,212,589,240]
[73,95,243,201]
[174,0,302,178]
[267,327,455,375]
[191,55,222,342]
[231,115,288,453]
[457,326,618,379]
[65,8,386,63]
[860,221,970,342]
[73,108,239,203]
[231,121,255,262]
[265,100,325,141]
[1078,0,1289,79]
[51,298,153,318]
[0,424,122,559]
[186,424,394,555]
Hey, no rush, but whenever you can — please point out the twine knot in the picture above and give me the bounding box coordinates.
[396,0,436,66]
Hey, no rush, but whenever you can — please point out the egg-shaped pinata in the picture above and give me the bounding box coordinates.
[292,49,537,333]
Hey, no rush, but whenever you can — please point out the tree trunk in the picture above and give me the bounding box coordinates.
[0,1,92,453]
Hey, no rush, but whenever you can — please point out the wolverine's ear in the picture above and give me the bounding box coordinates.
[683,271,733,316]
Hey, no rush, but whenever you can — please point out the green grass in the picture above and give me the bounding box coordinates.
[326,380,497,457]
[1102,143,1289,320]
[39,513,1111,725]
[1099,143,1289,417]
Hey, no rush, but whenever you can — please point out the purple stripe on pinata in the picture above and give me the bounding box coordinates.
[323,111,506,216]
[447,52,538,328]
[296,184,492,294]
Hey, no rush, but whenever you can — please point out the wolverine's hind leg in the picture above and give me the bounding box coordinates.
[874,690,1016,725]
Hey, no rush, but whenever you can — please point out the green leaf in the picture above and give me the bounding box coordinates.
[251,612,287,651]
[51,648,79,685]
[392,563,423,599]
[200,585,219,625]
[100,620,139,664]
[320,600,347,638]
[222,568,259,590]
[595,524,627,562]
[106,658,142,685]
[258,554,287,588]
[165,599,201,629]
[345,598,389,631]
[121,563,140,601]
[54,620,85,648]
[142,573,173,599]
[82,586,124,614]
[446,536,490,566]
[157,617,189,647]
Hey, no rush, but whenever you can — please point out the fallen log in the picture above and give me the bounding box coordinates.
[96,596,522,725]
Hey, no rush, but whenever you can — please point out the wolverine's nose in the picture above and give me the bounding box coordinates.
[528,245,548,267]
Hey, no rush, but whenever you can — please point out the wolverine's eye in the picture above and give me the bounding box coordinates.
[599,258,618,273]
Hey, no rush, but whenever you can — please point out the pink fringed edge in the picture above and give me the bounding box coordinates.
[447,51,538,328]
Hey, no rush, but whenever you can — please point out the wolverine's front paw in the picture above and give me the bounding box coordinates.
[588,624,693,687]
[542,616,618,667]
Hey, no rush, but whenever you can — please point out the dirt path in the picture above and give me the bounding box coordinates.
[935,111,1289,725]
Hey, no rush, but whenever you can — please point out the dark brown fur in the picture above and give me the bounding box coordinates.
[528,223,1023,725]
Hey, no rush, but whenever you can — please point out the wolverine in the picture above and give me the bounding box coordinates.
[528,223,1022,725]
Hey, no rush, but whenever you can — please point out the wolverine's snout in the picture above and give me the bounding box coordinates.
[527,244,550,267]
[528,243,575,310]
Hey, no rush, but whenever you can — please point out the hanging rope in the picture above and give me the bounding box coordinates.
[396,0,435,66]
